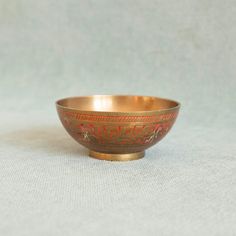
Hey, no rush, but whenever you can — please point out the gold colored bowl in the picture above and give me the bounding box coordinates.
[56,95,180,161]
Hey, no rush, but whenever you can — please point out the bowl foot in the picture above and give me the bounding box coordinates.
[89,150,145,161]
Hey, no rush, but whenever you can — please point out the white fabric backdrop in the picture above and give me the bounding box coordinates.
[0,0,235,235]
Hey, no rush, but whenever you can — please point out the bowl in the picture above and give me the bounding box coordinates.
[56,95,180,161]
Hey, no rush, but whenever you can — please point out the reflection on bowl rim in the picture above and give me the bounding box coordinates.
[55,95,181,114]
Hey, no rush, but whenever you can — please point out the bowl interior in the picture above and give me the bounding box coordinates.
[57,95,179,112]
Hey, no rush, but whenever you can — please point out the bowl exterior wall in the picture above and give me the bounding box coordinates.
[57,106,179,154]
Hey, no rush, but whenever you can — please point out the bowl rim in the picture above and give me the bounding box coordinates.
[55,95,181,114]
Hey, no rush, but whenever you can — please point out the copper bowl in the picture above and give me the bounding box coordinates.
[56,95,180,161]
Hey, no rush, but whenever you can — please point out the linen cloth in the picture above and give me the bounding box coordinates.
[0,0,235,235]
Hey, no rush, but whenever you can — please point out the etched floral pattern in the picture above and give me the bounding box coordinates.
[59,110,177,146]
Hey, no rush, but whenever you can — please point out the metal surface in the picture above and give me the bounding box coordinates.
[56,95,180,161]
[89,150,145,161]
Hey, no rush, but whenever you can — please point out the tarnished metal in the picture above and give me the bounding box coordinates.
[56,95,180,161]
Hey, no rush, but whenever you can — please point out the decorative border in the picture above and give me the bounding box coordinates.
[60,110,178,123]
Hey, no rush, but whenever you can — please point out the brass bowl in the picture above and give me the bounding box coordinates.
[56,95,180,161]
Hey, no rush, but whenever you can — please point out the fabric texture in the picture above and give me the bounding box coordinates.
[0,0,235,235]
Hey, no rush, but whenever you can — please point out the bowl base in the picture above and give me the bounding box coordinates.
[89,150,145,161]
